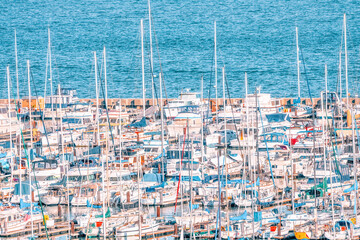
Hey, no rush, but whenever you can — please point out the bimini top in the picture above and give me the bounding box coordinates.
[126,117,148,128]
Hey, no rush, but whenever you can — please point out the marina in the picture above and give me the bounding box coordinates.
[2,1,360,239]
[1,84,360,239]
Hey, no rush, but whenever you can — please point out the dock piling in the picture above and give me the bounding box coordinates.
[57,204,62,218]
[156,206,161,218]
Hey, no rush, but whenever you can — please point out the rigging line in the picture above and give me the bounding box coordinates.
[207,51,215,124]
[144,33,171,120]
[130,31,142,96]
[143,33,160,112]
[96,54,116,156]
[330,114,342,176]
[299,46,313,104]
[50,42,61,90]
[31,65,83,190]
[43,41,49,106]
[144,26,158,111]
[16,69,50,240]
[152,74,160,111]
[174,123,187,213]
[38,75,84,190]
[354,115,360,158]
[224,69,245,165]
[324,95,346,201]
[325,96,342,178]
[205,26,216,124]
[214,149,223,239]
[346,25,359,96]
[33,54,88,193]
[67,61,98,190]
[150,14,169,101]
[149,16,174,124]
[336,22,344,95]
[257,97,276,188]
[29,68,53,156]
[48,44,62,155]
[145,33,160,111]
[334,51,342,96]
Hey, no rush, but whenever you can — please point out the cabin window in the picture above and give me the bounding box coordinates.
[122,175,131,181]
[265,135,272,141]
[46,176,57,181]
[175,161,199,171]
[35,162,45,169]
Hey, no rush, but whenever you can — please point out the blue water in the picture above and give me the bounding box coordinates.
[1,0,360,100]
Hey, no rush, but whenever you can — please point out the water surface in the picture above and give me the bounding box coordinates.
[1,0,360,100]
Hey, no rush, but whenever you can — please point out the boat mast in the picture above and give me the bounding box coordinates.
[106,136,110,209]
[27,60,34,237]
[324,65,328,173]
[329,147,335,239]
[159,72,165,182]
[94,52,100,147]
[59,84,65,172]
[101,137,107,238]
[311,100,318,236]
[200,76,204,181]
[250,104,255,239]
[296,27,300,99]
[222,66,230,237]
[351,108,357,218]
[7,66,13,203]
[137,153,142,238]
[324,81,336,239]
[188,140,196,240]
[103,47,110,204]
[245,72,249,187]
[289,126,295,214]
[28,60,33,162]
[177,134,182,219]
[43,34,49,121]
[119,100,123,193]
[14,30,19,104]
[254,88,261,236]
[141,19,146,117]
[103,46,111,212]
[339,48,344,145]
[48,28,55,129]
[14,30,22,200]
[217,138,221,239]
[255,88,260,197]
[58,84,67,237]
[148,0,155,112]
[57,84,70,237]
[104,46,108,107]
[344,14,349,108]
[214,21,218,128]
[339,49,342,102]
[94,51,106,237]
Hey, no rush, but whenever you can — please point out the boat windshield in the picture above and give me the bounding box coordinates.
[63,118,82,124]
[266,113,290,123]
